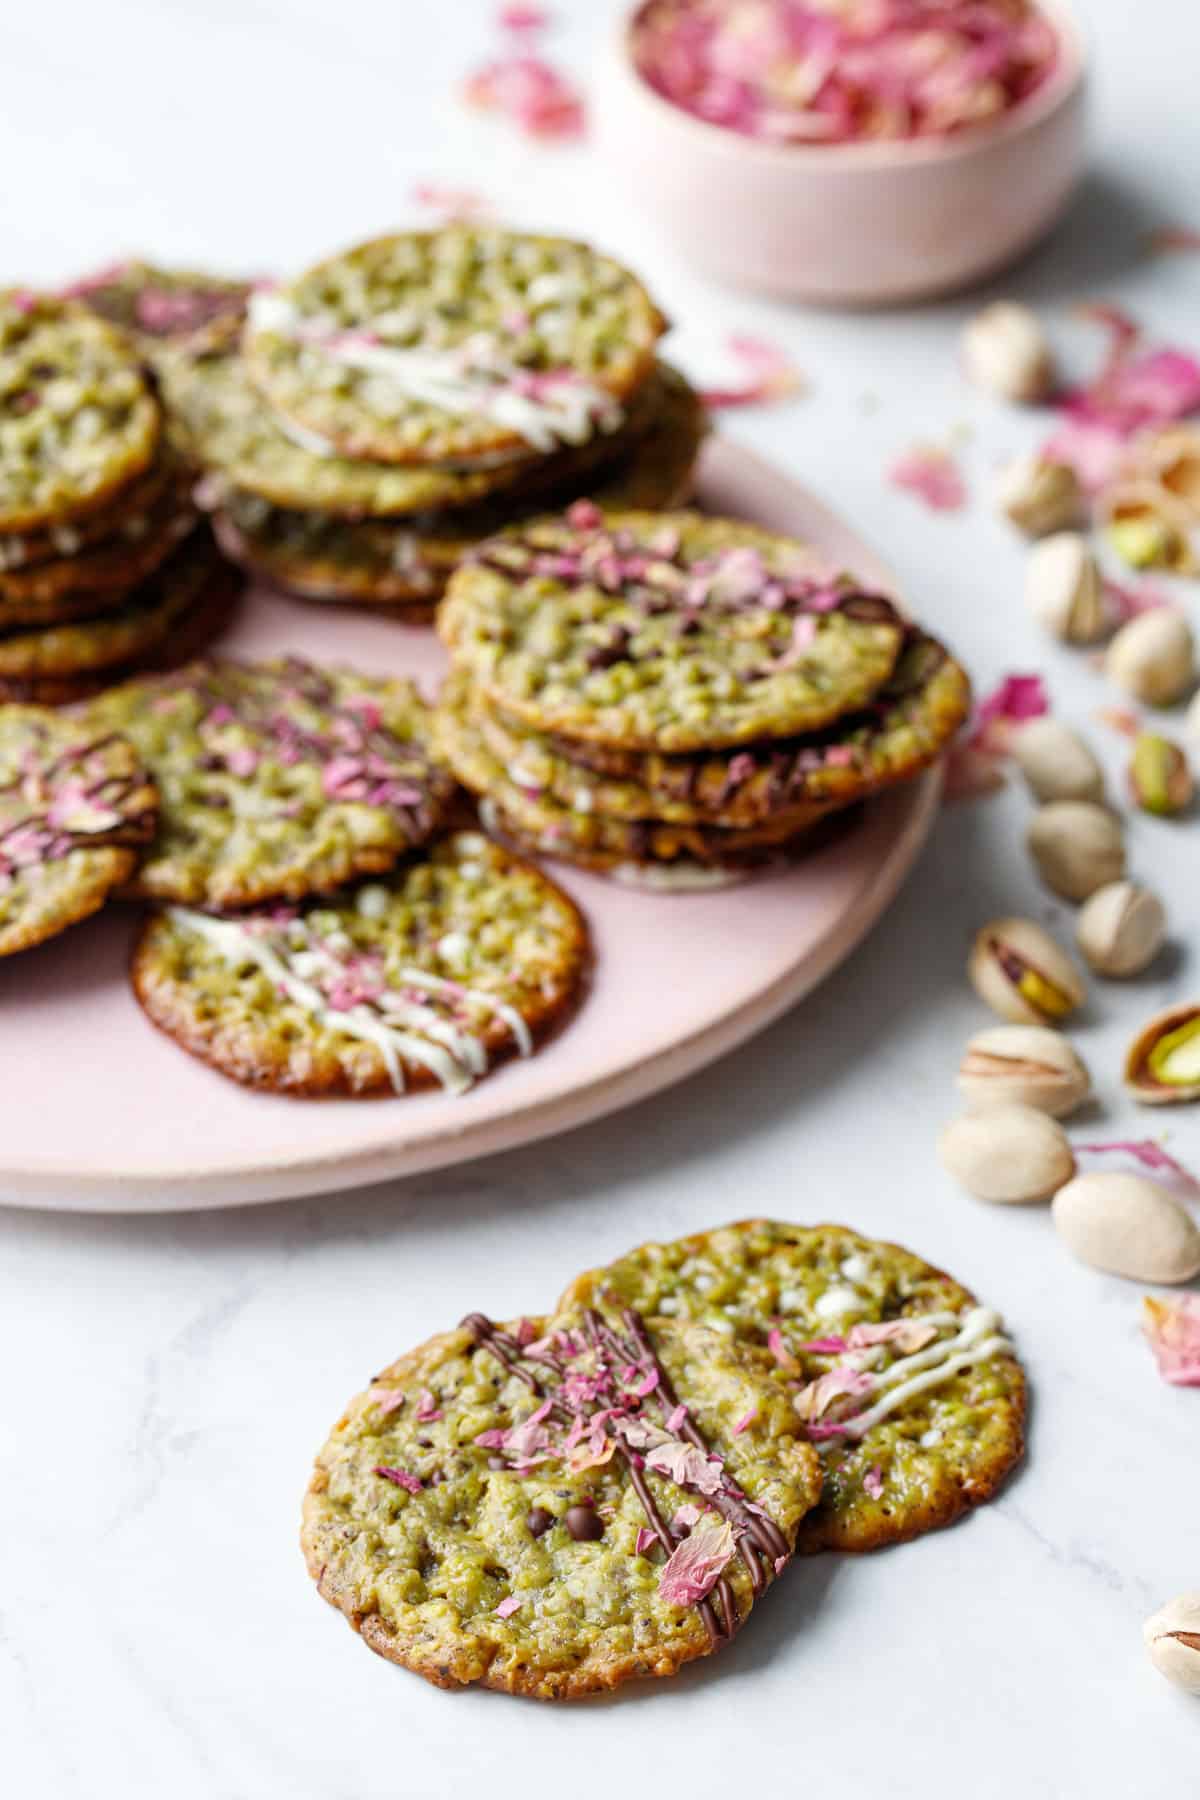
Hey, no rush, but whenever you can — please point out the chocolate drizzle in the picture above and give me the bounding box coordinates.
[0,730,156,879]
[459,1306,788,1647]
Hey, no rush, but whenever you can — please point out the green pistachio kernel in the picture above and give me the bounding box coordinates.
[1148,1016,1200,1086]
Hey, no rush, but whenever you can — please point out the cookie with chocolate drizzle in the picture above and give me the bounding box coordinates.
[82,654,456,908]
[301,1301,821,1696]
[0,707,156,955]
[559,1220,1026,1554]
[439,509,906,752]
[132,831,588,1096]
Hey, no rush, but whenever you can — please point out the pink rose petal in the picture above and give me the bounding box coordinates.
[416,1388,444,1423]
[863,1464,885,1499]
[658,1516,736,1609]
[374,1465,423,1493]
[634,1526,659,1557]
[766,1327,801,1376]
[794,1366,874,1423]
[410,181,491,220]
[695,334,803,410]
[889,445,967,512]
[1142,1295,1200,1386]
[644,1442,725,1496]
[495,1594,523,1618]
[369,1385,406,1417]
[732,1408,758,1435]
[1074,1140,1199,1194]
[847,1318,941,1355]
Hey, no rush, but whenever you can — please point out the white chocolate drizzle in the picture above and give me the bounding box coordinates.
[167,907,533,1095]
[813,1307,1015,1441]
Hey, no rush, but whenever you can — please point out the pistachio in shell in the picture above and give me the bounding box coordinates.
[962,302,1053,403]
[1101,483,1195,574]
[1128,732,1194,817]
[1105,608,1197,707]
[1144,1594,1200,1696]
[1012,717,1105,805]
[996,453,1082,537]
[1027,800,1126,902]
[1024,533,1108,645]
[1125,1003,1200,1105]
[939,1103,1075,1203]
[968,917,1085,1027]
[1075,881,1167,978]
[957,1024,1091,1118]
[1052,1171,1200,1282]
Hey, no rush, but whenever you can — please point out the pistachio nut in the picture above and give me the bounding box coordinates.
[1125,1004,1200,1105]
[1105,608,1197,707]
[1101,483,1195,573]
[957,1025,1091,1118]
[1129,732,1194,816]
[962,302,1054,403]
[1188,689,1200,741]
[1027,800,1126,902]
[1141,425,1200,519]
[1075,881,1167,978]
[1012,717,1105,805]
[995,453,1082,537]
[1024,533,1109,644]
[939,1103,1075,1203]
[968,917,1085,1027]
[1144,1594,1200,1696]
[1052,1171,1200,1281]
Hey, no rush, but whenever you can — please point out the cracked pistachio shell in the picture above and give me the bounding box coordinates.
[939,1103,1075,1203]
[1027,800,1126,902]
[1024,533,1108,645]
[962,302,1054,403]
[957,1024,1091,1118]
[968,917,1085,1026]
[1125,1003,1200,1105]
[1105,609,1197,707]
[1052,1171,1200,1281]
[1128,732,1194,817]
[1075,881,1167,978]
[1013,717,1105,805]
[996,453,1082,537]
[1101,482,1196,574]
[1144,1594,1200,1696]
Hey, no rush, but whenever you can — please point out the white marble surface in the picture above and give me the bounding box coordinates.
[1,1,1198,1793]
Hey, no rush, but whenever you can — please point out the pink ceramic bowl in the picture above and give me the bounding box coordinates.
[595,1,1088,305]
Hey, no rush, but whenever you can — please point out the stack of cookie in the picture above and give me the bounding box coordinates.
[0,293,235,705]
[153,226,707,617]
[302,1218,1026,1699]
[436,505,971,885]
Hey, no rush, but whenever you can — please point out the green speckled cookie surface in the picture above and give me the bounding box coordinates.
[440,511,905,752]
[0,295,161,532]
[0,707,156,955]
[133,832,589,1096]
[300,1305,821,1696]
[244,228,666,466]
[83,655,455,909]
[559,1220,1026,1553]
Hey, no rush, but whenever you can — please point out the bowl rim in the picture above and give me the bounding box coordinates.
[611,0,1087,171]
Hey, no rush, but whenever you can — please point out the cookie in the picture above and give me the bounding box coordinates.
[244,227,666,467]
[83,655,455,908]
[208,366,707,606]
[0,475,197,628]
[436,672,830,864]
[65,259,251,353]
[133,831,588,1095]
[0,294,161,532]
[439,510,906,752]
[0,449,176,574]
[0,707,157,955]
[476,797,770,888]
[300,1303,822,1696]
[474,631,969,828]
[0,531,218,680]
[558,1220,1026,1554]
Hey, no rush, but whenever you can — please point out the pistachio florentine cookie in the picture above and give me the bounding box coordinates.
[205,366,707,606]
[0,708,156,955]
[301,1304,822,1695]
[558,1220,1026,1554]
[133,832,588,1096]
[439,509,905,751]
[83,655,455,908]
[244,228,666,467]
[0,295,161,532]
[66,259,251,353]
[0,449,177,575]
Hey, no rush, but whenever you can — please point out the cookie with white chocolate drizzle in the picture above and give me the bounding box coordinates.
[301,1301,821,1697]
[0,707,157,955]
[132,832,589,1097]
[559,1220,1026,1554]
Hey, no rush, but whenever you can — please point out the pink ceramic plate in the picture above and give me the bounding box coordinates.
[0,440,941,1212]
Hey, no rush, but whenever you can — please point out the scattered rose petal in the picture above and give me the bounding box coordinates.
[644,1441,725,1496]
[410,181,491,220]
[499,2,548,29]
[635,1526,659,1557]
[1104,576,1170,624]
[1146,226,1200,257]
[665,1403,688,1432]
[1042,417,1128,493]
[968,672,1049,755]
[732,1408,758,1435]
[863,1464,885,1499]
[369,1385,406,1417]
[766,1326,801,1376]
[794,1366,874,1423]
[794,1336,848,1354]
[672,1503,703,1532]
[1142,1295,1200,1386]
[693,333,803,409]
[1094,704,1142,738]
[847,1318,941,1354]
[416,1388,444,1423]
[889,445,967,512]
[464,6,585,145]
[1075,1140,1199,1194]
[495,1594,523,1618]
[658,1516,736,1609]
[374,1465,423,1493]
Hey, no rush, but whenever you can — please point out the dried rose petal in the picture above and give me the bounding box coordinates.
[415,1388,444,1423]
[410,181,491,220]
[847,1318,940,1354]
[863,1464,885,1499]
[794,1365,874,1423]
[369,1385,406,1417]
[968,672,1049,756]
[658,1515,737,1609]
[1074,1140,1199,1193]
[374,1465,423,1493]
[495,1594,523,1618]
[732,1408,758,1435]
[1142,1295,1200,1386]
[693,333,802,409]
[889,445,967,512]
[644,1441,725,1496]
